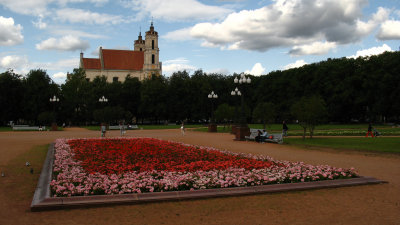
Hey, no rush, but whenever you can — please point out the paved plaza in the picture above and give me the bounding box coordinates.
[1,128,399,224]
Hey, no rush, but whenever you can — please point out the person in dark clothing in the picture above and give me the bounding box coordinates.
[255,129,263,142]
[366,123,374,137]
[282,121,288,137]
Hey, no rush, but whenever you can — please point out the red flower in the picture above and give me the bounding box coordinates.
[67,138,275,175]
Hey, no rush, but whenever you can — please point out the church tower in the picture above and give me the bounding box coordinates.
[134,30,145,52]
[143,21,161,77]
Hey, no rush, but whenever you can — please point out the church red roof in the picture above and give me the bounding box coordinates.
[101,49,144,70]
[82,58,101,70]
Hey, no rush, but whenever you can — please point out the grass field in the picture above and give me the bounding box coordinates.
[193,123,400,136]
[83,124,205,131]
[284,137,400,153]
[0,127,12,131]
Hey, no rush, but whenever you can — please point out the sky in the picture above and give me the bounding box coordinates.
[0,0,399,84]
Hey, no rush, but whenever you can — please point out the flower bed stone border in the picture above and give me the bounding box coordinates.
[31,143,387,211]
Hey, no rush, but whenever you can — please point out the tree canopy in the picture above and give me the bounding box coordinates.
[0,51,399,126]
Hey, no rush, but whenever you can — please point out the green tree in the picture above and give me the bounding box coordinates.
[214,103,234,130]
[291,96,328,139]
[60,68,92,125]
[22,69,59,124]
[121,75,141,123]
[0,70,24,125]
[167,71,191,122]
[252,102,276,129]
[140,75,168,123]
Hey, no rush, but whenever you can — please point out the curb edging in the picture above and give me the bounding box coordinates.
[31,143,387,211]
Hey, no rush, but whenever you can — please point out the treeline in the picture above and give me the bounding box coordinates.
[0,51,399,126]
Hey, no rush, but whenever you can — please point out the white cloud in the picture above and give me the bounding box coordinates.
[122,0,232,21]
[0,55,79,81]
[0,55,29,71]
[163,28,193,41]
[51,29,106,39]
[283,60,307,70]
[348,44,393,59]
[163,58,196,75]
[180,0,388,54]
[289,42,336,56]
[0,0,109,16]
[0,0,52,16]
[377,20,400,40]
[245,63,265,76]
[36,35,89,51]
[32,15,47,29]
[56,8,125,25]
[47,58,79,70]
[58,0,108,6]
[206,68,230,75]
[52,72,67,79]
[0,16,23,46]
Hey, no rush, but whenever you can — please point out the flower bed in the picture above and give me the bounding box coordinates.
[50,138,358,197]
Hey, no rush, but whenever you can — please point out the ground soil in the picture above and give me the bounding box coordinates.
[0,128,399,225]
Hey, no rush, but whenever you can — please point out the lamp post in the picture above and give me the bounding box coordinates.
[233,73,251,140]
[230,87,241,134]
[99,95,108,103]
[207,91,218,132]
[74,106,81,125]
[49,95,59,131]
[98,96,108,132]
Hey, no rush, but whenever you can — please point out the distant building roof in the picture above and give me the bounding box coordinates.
[101,49,144,70]
[82,58,101,70]
[81,49,144,71]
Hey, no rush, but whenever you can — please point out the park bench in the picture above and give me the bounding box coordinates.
[245,128,283,144]
[245,128,260,141]
[108,125,139,130]
[128,125,139,130]
[108,125,126,130]
[12,126,46,131]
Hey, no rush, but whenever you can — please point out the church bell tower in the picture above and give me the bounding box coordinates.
[134,29,145,52]
[143,21,161,77]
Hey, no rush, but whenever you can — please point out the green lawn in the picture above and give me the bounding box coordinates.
[193,123,400,136]
[0,127,12,131]
[284,137,400,153]
[83,124,205,131]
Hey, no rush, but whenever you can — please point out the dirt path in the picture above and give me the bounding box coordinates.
[0,129,399,225]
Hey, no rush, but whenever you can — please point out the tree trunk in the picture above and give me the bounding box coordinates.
[310,126,314,138]
[302,127,306,140]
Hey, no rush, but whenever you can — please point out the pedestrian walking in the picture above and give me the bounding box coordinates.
[366,123,374,137]
[282,121,288,137]
[101,125,106,137]
[119,121,125,136]
[181,122,185,136]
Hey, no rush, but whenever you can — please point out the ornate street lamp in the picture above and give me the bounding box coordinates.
[207,91,218,132]
[49,95,59,131]
[99,96,108,103]
[233,73,251,140]
[230,87,241,134]
[98,96,108,135]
